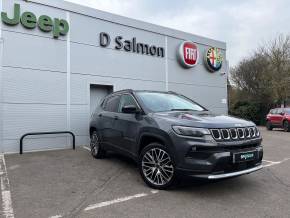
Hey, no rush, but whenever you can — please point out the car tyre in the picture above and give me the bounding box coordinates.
[139,143,177,190]
[266,121,273,130]
[283,120,290,132]
[90,131,106,159]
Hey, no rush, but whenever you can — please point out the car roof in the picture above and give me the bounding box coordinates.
[109,89,179,96]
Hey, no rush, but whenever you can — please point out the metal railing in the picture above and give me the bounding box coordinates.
[20,131,75,154]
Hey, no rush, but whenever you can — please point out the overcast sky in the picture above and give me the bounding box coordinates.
[66,0,290,67]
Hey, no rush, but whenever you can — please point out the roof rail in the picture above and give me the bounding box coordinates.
[112,89,134,94]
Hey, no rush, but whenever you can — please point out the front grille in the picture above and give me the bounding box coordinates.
[211,129,221,139]
[210,127,260,141]
[221,129,230,140]
[230,128,238,139]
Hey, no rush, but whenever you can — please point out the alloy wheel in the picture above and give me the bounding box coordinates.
[90,132,99,156]
[141,148,174,186]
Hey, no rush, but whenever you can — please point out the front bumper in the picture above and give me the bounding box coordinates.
[171,133,263,178]
[194,165,263,179]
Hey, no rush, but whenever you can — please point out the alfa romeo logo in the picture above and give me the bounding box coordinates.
[204,47,223,72]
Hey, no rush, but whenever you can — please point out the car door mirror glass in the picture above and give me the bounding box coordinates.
[122,105,139,114]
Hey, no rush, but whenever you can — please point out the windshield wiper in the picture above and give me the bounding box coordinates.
[170,109,197,111]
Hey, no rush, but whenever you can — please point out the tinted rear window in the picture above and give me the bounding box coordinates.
[104,95,120,112]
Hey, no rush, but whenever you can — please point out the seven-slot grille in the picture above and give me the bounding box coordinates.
[210,127,260,141]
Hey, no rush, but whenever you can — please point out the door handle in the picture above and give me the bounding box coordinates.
[114,116,119,120]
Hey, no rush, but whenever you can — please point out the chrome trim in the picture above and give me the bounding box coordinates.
[210,126,258,141]
[229,128,238,139]
[255,127,260,137]
[237,128,245,139]
[244,128,251,138]
[211,129,221,140]
[207,165,263,179]
[221,129,230,140]
[250,127,255,137]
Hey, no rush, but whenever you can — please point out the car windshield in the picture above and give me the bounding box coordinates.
[136,92,207,112]
[285,109,290,114]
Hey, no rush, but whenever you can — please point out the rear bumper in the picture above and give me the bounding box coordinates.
[193,164,263,179]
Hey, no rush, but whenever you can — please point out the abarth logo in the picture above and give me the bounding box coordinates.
[177,41,199,68]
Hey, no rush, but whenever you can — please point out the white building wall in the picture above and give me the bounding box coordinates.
[0,0,227,153]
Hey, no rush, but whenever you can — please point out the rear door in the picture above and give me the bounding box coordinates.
[99,95,121,147]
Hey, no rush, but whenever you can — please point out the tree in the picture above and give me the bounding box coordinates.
[264,35,290,106]
[229,34,290,124]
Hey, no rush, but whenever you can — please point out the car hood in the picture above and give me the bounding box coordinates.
[151,111,255,128]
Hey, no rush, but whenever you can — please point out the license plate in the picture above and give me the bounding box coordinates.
[233,151,256,163]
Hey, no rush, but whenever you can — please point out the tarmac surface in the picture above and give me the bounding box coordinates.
[1,127,290,218]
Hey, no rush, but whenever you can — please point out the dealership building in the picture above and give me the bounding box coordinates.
[0,0,227,153]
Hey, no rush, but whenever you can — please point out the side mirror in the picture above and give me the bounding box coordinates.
[122,105,140,114]
[279,112,285,116]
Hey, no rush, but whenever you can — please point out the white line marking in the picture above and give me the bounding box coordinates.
[84,191,159,211]
[262,158,290,168]
[49,215,62,218]
[82,146,91,152]
[0,154,15,218]
[151,190,159,194]
[263,160,280,164]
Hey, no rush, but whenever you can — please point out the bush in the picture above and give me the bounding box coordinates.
[230,101,265,125]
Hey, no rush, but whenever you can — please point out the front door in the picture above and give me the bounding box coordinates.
[113,94,142,154]
[276,108,284,125]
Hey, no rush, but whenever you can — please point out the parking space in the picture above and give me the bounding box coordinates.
[1,127,290,218]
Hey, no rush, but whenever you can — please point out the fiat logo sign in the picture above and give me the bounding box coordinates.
[177,41,199,68]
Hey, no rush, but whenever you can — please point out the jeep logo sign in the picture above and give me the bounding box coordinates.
[177,41,199,68]
[1,3,69,38]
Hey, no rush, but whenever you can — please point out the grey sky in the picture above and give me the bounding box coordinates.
[66,0,290,67]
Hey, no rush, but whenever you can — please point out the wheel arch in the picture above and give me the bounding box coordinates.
[137,129,175,156]
[89,126,97,137]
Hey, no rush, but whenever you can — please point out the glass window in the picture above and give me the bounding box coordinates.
[285,108,290,114]
[277,108,283,114]
[118,94,138,112]
[136,92,206,113]
[272,109,278,114]
[104,95,120,112]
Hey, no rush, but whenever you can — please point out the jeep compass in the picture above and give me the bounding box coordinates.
[89,90,263,189]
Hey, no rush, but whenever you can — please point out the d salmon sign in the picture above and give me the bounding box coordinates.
[204,47,223,72]
[177,41,199,68]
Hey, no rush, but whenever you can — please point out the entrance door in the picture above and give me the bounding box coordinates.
[90,84,113,115]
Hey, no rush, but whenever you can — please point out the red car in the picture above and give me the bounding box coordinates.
[266,108,290,132]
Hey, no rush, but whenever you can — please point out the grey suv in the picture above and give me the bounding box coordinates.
[90,90,263,189]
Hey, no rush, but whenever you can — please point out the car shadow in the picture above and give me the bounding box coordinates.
[102,151,259,193]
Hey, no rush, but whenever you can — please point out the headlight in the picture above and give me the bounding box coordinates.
[172,126,210,137]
